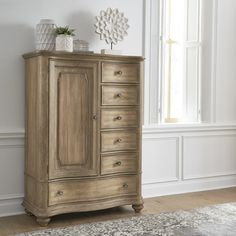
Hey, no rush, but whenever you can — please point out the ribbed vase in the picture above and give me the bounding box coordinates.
[35,19,56,51]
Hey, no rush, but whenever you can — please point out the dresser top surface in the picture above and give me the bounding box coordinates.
[23,50,144,61]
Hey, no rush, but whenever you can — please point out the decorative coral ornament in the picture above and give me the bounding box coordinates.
[95,8,129,50]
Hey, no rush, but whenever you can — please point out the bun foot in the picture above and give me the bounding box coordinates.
[132,203,144,213]
[36,217,51,227]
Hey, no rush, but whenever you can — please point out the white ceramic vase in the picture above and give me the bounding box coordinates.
[36,19,56,51]
[56,35,73,52]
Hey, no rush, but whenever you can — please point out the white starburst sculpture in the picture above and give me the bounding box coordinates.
[95,8,129,54]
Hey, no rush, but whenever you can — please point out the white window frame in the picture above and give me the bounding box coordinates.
[143,0,218,127]
[159,0,202,123]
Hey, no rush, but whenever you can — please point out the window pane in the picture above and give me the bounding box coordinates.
[164,43,184,121]
[187,0,199,41]
[171,44,184,119]
[185,47,199,121]
[169,0,185,41]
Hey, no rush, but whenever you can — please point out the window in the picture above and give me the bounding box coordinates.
[159,0,202,123]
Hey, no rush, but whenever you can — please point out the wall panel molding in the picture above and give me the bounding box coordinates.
[0,131,25,217]
[142,136,180,185]
[0,130,25,138]
[0,130,25,147]
[142,127,236,198]
[183,133,236,180]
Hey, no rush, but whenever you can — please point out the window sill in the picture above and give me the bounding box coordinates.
[143,122,236,134]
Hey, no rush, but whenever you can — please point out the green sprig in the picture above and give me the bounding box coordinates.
[55,26,75,36]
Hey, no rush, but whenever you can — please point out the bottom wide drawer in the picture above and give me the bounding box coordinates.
[49,176,137,206]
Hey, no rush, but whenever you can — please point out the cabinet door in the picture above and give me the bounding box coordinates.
[49,60,98,179]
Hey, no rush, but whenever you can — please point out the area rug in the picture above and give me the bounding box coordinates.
[16,202,236,236]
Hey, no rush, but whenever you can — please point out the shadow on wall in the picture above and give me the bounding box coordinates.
[0,24,35,56]
[67,11,97,44]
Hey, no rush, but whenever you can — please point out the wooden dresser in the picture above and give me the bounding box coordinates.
[23,51,144,226]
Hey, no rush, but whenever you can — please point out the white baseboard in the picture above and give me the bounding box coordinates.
[142,175,236,198]
[0,194,24,217]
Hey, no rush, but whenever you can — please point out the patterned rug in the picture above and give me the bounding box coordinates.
[16,202,236,236]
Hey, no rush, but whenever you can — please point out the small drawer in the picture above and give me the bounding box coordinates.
[48,176,137,206]
[101,130,138,152]
[102,62,139,83]
[101,153,137,175]
[102,85,139,106]
[101,108,139,129]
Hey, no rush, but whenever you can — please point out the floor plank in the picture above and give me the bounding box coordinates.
[0,187,235,235]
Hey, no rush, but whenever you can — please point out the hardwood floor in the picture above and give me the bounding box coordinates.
[0,187,235,236]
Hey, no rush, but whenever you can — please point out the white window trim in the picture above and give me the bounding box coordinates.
[210,0,218,123]
[143,0,219,128]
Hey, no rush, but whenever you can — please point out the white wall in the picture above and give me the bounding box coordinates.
[0,0,143,216]
[142,0,236,198]
[1,0,236,217]
[0,0,143,130]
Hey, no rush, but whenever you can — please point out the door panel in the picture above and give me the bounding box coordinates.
[58,73,88,166]
[49,60,98,179]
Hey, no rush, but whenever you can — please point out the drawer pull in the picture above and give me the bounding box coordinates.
[56,190,63,196]
[115,116,122,120]
[114,161,122,166]
[115,71,123,76]
[115,93,122,98]
[116,138,123,143]
[123,183,128,188]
